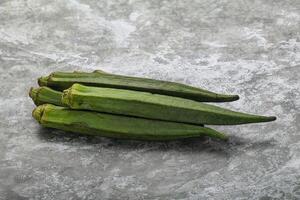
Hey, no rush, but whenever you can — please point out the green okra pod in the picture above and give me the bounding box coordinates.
[29,87,64,106]
[32,104,228,141]
[38,70,239,102]
[62,84,276,125]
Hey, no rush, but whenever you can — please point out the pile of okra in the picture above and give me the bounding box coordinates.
[29,70,276,141]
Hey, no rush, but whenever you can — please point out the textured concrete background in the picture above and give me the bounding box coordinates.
[0,0,300,199]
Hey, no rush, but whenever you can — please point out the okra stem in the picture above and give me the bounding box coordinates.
[29,87,64,106]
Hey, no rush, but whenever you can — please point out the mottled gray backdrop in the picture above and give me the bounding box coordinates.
[0,0,300,199]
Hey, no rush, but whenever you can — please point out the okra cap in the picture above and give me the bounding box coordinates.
[29,87,41,106]
[61,88,72,106]
[32,104,46,123]
[38,76,48,87]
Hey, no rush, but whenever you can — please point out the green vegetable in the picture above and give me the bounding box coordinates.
[29,87,63,106]
[32,104,228,141]
[62,84,276,125]
[38,70,239,102]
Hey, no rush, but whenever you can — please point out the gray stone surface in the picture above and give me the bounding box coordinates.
[0,0,300,199]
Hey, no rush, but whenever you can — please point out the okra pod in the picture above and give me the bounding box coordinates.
[62,84,276,125]
[38,71,239,102]
[32,104,228,141]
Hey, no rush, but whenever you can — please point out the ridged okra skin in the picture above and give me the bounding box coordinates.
[32,104,228,141]
[29,87,63,106]
[38,71,239,102]
[62,84,276,125]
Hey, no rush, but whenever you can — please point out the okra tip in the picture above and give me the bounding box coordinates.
[32,104,46,123]
[229,94,240,101]
[252,115,277,123]
[217,132,229,141]
[265,116,277,121]
[93,69,108,74]
[38,76,48,86]
[215,94,240,102]
[205,127,229,141]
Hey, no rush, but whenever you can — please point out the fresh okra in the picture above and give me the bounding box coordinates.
[62,84,276,125]
[32,104,228,141]
[38,71,239,102]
